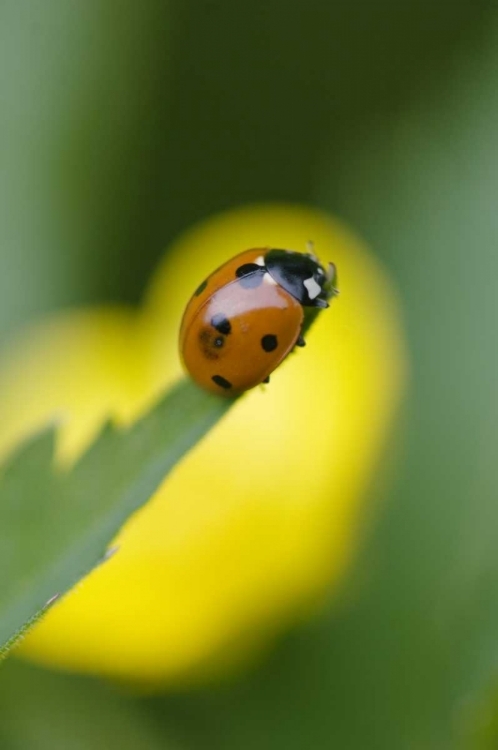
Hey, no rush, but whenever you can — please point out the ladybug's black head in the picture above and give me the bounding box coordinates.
[264,249,336,308]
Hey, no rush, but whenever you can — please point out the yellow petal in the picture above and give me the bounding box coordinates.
[0,204,407,685]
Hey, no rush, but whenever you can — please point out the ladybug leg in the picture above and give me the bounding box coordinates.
[306,240,319,262]
[262,376,270,384]
[291,333,306,353]
[326,262,336,281]
[327,262,339,296]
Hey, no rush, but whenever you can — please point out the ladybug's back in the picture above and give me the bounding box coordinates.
[180,249,303,395]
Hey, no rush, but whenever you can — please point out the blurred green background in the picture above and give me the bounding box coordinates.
[1,0,498,747]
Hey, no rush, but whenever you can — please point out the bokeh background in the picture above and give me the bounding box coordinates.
[1,1,498,748]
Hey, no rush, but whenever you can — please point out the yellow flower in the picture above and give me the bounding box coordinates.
[0,204,406,686]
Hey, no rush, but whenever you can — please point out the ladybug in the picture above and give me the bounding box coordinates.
[179,247,337,396]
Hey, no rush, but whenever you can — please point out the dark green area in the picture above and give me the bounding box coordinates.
[1,0,498,748]
[0,660,168,750]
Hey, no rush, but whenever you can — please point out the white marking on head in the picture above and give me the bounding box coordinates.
[304,276,322,300]
[263,272,278,285]
[255,255,265,266]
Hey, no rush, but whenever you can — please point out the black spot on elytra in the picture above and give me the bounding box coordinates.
[194,279,208,296]
[261,334,278,352]
[211,313,231,335]
[194,279,207,297]
[212,374,232,390]
[236,262,260,277]
[235,263,265,289]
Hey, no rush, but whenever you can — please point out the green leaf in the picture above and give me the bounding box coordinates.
[0,379,232,657]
